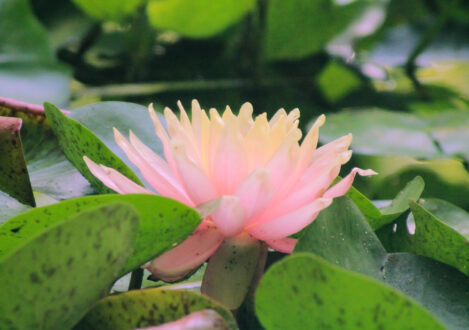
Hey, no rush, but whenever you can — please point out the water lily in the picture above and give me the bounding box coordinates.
[84,100,375,307]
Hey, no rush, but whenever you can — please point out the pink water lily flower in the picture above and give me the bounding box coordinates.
[84,100,376,281]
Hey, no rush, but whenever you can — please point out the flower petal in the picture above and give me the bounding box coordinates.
[211,113,248,195]
[247,198,333,241]
[210,196,247,237]
[114,128,193,205]
[144,221,223,282]
[171,139,218,204]
[324,167,378,199]
[83,156,153,194]
[266,237,298,254]
[236,168,275,223]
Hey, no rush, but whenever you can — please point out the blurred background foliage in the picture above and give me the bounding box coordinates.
[2,0,469,207]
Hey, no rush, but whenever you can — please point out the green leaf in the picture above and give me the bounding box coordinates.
[0,117,35,206]
[146,0,255,38]
[318,108,441,158]
[344,185,382,226]
[296,197,386,279]
[358,155,469,209]
[72,0,144,21]
[44,102,143,194]
[383,201,469,276]
[0,0,71,106]
[265,0,366,60]
[0,0,52,60]
[0,194,201,275]
[375,176,424,229]
[296,197,469,329]
[317,61,362,102]
[255,253,443,329]
[75,288,237,330]
[0,202,139,329]
[382,253,469,330]
[343,177,424,230]
[67,101,165,185]
[319,108,469,161]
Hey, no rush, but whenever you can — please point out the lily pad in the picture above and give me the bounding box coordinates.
[382,200,469,276]
[146,0,255,38]
[296,197,469,329]
[0,193,201,275]
[0,202,139,329]
[265,0,368,60]
[255,252,443,329]
[344,176,424,230]
[75,288,237,330]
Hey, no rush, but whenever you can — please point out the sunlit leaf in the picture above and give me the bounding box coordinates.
[265,0,367,60]
[146,0,255,38]
[72,0,144,22]
[0,202,139,329]
[0,194,201,275]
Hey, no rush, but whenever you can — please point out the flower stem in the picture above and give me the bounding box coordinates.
[128,268,144,291]
[201,233,262,310]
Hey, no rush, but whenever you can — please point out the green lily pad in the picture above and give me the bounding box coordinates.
[0,202,139,329]
[0,193,201,275]
[296,197,469,329]
[72,0,144,22]
[75,288,237,330]
[382,201,469,276]
[0,116,35,206]
[344,176,424,230]
[319,108,441,158]
[264,0,368,60]
[44,102,143,194]
[255,252,443,329]
[357,155,469,209]
[146,0,255,38]
[319,108,469,162]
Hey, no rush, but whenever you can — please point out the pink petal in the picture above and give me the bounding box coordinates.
[324,167,378,199]
[266,237,297,254]
[144,221,223,282]
[171,139,218,205]
[236,168,275,223]
[83,156,153,194]
[148,104,179,174]
[114,128,193,205]
[210,196,247,237]
[247,198,332,241]
[254,151,351,224]
[211,114,248,195]
[128,131,190,199]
